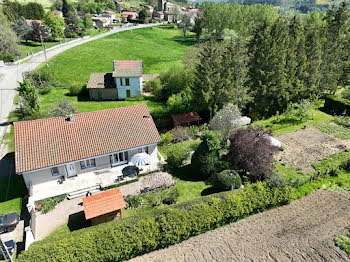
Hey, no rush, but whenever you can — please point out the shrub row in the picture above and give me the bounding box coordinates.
[18,183,293,262]
[323,95,350,116]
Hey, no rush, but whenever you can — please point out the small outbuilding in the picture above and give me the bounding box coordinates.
[83,188,126,226]
[172,112,201,127]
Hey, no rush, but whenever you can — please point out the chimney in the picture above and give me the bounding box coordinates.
[69,114,74,122]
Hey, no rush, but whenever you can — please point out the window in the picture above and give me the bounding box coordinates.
[80,159,96,170]
[119,78,123,86]
[138,146,148,154]
[125,78,130,86]
[126,90,131,98]
[110,151,128,166]
[51,167,60,177]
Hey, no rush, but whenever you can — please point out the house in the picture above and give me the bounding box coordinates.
[83,188,126,226]
[14,104,162,205]
[157,0,183,23]
[153,11,164,20]
[87,60,157,100]
[25,19,43,26]
[92,17,111,28]
[121,11,137,21]
[51,10,63,17]
[101,10,116,22]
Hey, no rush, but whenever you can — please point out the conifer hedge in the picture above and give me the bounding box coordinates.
[324,95,350,116]
[17,183,293,262]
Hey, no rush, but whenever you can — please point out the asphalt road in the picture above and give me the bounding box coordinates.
[0,23,160,158]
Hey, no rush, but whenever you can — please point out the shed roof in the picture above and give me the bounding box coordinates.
[14,104,161,173]
[83,188,126,220]
[87,73,115,89]
[172,112,201,126]
[113,60,143,77]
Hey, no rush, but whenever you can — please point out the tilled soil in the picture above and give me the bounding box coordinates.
[277,128,350,173]
[130,190,350,262]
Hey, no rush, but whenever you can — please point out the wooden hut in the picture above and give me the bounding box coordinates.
[83,188,126,226]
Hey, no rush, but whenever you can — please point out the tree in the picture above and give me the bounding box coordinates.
[227,126,278,182]
[43,11,64,40]
[166,143,188,169]
[62,0,75,17]
[138,8,152,23]
[0,18,20,61]
[17,79,40,118]
[12,16,32,43]
[50,100,77,117]
[179,13,192,39]
[25,2,45,20]
[191,130,221,180]
[65,10,80,37]
[209,104,242,141]
[166,88,192,114]
[31,21,50,42]
[83,14,93,29]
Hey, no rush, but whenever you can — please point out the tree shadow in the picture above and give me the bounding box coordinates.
[169,36,198,47]
[201,186,221,196]
[170,165,203,182]
[68,211,91,232]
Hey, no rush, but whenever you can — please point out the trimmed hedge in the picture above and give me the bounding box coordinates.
[324,95,350,116]
[17,183,293,262]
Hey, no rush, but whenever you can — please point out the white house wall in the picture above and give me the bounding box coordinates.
[115,77,142,99]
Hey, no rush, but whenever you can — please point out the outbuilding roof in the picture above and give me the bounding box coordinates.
[172,112,201,126]
[112,60,143,77]
[87,73,115,89]
[14,104,161,173]
[83,188,126,220]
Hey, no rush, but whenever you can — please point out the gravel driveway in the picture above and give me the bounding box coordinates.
[130,190,350,262]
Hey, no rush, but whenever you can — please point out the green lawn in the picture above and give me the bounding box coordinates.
[19,40,59,58]
[45,26,195,86]
[0,174,27,215]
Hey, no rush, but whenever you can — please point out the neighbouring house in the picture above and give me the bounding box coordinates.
[51,10,63,17]
[172,112,201,127]
[145,5,154,13]
[26,19,43,26]
[92,16,111,28]
[87,60,157,100]
[115,1,124,12]
[14,104,162,205]
[157,0,183,23]
[83,188,126,226]
[153,11,164,20]
[101,10,116,22]
[121,11,137,21]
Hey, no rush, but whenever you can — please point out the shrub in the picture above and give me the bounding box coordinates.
[69,82,84,96]
[191,143,219,180]
[17,183,293,262]
[36,194,66,214]
[210,170,242,191]
[228,126,278,182]
[125,195,142,209]
[166,143,188,169]
[266,173,287,188]
[160,132,173,145]
[24,67,54,94]
[49,100,78,117]
[170,127,191,143]
[324,95,350,116]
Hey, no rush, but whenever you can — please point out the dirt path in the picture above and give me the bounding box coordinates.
[130,190,350,262]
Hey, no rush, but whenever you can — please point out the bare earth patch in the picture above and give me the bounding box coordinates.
[277,128,350,173]
[130,190,350,262]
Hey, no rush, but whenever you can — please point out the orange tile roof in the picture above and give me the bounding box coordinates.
[83,188,126,220]
[14,104,161,173]
[113,60,143,77]
[172,112,201,126]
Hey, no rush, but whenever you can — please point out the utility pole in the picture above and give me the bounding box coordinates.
[40,34,48,64]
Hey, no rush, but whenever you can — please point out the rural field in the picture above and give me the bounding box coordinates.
[131,190,350,262]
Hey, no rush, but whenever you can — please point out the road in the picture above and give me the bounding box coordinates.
[0,23,160,156]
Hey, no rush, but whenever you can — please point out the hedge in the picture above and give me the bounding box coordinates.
[323,95,350,116]
[17,183,293,262]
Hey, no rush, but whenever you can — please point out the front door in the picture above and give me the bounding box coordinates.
[66,163,77,177]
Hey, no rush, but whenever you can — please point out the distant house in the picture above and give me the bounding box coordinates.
[51,10,63,17]
[14,104,162,204]
[153,11,164,20]
[121,11,137,20]
[115,1,124,12]
[157,0,183,22]
[92,16,110,27]
[87,60,157,100]
[26,19,43,26]
[83,188,126,226]
[101,10,116,22]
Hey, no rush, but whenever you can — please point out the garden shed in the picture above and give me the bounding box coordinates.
[83,188,126,226]
[172,112,201,127]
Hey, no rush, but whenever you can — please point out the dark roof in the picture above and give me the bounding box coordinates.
[83,188,126,220]
[87,73,115,89]
[14,104,161,173]
[142,74,159,83]
[112,60,143,78]
[172,112,201,126]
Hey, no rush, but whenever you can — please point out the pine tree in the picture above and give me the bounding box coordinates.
[12,16,32,43]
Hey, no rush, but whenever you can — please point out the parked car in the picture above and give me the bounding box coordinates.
[0,240,16,259]
[0,213,20,234]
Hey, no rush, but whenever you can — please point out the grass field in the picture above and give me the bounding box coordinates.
[45,26,195,86]
[0,174,27,215]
